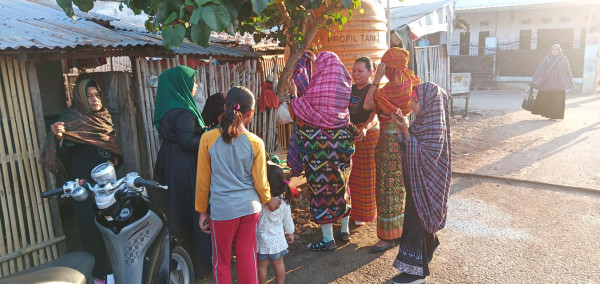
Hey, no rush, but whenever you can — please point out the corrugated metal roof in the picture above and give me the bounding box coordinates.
[0,0,258,58]
[390,0,454,31]
[0,17,157,50]
[111,23,259,58]
[455,0,598,12]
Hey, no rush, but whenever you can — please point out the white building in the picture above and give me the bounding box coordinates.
[450,0,600,92]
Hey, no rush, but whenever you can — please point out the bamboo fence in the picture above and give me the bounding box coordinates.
[0,55,61,276]
[133,55,283,158]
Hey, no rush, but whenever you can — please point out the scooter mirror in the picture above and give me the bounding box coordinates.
[72,186,89,201]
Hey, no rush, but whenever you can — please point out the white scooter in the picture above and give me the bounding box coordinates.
[0,162,194,284]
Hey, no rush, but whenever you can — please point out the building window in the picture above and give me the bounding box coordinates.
[480,20,489,27]
[541,17,553,24]
[519,30,531,50]
[521,18,532,25]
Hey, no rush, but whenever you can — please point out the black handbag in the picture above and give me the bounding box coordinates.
[522,87,537,111]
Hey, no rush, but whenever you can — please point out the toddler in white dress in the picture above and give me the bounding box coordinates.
[257,164,295,284]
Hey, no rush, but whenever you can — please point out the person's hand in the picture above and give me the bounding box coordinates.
[266,198,281,211]
[356,127,367,141]
[287,233,295,244]
[374,63,386,85]
[306,51,316,63]
[392,109,409,139]
[199,212,211,234]
[288,79,297,98]
[51,122,65,139]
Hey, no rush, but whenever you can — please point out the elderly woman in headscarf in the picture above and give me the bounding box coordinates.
[530,44,574,119]
[389,82,452,283]
[363,47,421,253]
[151,66,211,279]
[41,79,122,280]
[288,51,356,251]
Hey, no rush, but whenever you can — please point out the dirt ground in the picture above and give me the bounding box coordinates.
[202,91,600,283]
[197,109,508,284]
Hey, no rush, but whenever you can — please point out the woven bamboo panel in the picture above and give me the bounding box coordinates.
[0,56,61,276]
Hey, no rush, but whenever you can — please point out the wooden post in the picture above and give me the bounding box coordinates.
[140,58,159,161]
[132,58,154,176]
[183,55,188,67]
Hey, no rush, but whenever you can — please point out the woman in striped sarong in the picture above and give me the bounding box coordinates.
[348,57,380,226]
[389,82,451,284]
[363,48,421,253]
[290,51,356,251]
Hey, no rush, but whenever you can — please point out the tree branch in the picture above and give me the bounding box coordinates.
[275,2,344,97]
[276,2,292,28]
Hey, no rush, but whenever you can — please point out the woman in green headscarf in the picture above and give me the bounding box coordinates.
[151,66,212,279]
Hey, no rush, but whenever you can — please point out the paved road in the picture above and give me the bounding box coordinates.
[454,91,600,190]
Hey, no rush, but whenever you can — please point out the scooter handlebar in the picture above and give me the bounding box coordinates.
[42,187,64,198]
[134,178,168,190]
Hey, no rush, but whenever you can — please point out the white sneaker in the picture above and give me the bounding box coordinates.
[355,221,366,226]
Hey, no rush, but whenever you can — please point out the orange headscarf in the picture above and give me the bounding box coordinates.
[374,48,421,121]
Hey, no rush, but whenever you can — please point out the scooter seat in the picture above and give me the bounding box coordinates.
[0,251,95,284]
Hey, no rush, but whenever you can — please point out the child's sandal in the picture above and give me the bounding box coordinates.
[307,239,336,251]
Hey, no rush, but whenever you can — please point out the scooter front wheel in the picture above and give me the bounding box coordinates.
[170,246,194,284]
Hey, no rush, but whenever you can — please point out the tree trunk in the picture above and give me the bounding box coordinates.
[276,50,303,100]
[275,4,338,98]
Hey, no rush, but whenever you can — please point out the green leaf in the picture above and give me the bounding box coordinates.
[341,16,347,24]
[145,18,154,32]
[164,12,178,25]
[359,8,365,14]
[56,0,75,18]
[251,0,270,15]
[341,0,352,9]
[195,0,213,6]
[162,25,174,48]
[172,24,186,47]
[191,23,211,47]
[226,22,236,36]
[73,0,94,12]
[190,7,204,24]
[179,5,187,19]
[185,0,195,6]
[202,3,230,31]
[348,9,353,20]
[221,0,239,20]
[162,24,186,48]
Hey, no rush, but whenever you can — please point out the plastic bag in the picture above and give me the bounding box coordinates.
[277,101,293,124]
